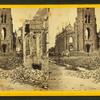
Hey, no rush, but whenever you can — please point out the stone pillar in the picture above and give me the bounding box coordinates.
[29,37,33,56]
[30,32,34,56]
[36,32,41,64]
[22,26,26,65]
[40,32,43,57]
[46,32,49,58]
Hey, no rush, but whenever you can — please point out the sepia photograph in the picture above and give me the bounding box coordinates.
[1,7,100,92]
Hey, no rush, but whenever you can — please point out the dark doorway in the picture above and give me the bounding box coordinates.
[2,44,7,53]
[86,44,91,53]
[69,45,73,51]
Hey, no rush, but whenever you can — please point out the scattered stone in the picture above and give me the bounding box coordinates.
[0,55,48,89]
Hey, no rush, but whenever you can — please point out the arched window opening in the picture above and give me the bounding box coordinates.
[1,14,3,23]
[69,36,73,43]
[1,28,6,40]
[85,28,90,40]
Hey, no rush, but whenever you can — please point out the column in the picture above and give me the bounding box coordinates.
[36,32,40,64]
[22,26,26,65]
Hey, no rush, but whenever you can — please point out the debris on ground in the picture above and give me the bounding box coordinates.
[0,55,48,90]
[52,56,100,83]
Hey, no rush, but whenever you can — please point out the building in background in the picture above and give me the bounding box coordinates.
[0,8,13,54]
[74,8,98,52]
[55,24,75,55]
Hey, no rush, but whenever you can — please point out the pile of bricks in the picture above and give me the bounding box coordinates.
[10,65,48,89]
[66,67,100,83]
[55,56,100,70]
[0,55,48,89]
[0,56,22,70]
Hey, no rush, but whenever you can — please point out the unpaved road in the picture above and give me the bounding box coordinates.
[48,62,100,90]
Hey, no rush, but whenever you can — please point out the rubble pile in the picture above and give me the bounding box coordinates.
[65,67,100,83]
[10,65,48,88]
[0,55,48,89]
[0,68,10,79]
[55,56,100,70]
[0,56,22,70]
[8,56,22,69]
[0,64,48,89]
[0,55,22,79]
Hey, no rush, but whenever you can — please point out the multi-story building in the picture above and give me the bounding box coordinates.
[0,8,13,54]
[74,8,98,52]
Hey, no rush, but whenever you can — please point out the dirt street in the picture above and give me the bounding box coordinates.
[48,62,100,90]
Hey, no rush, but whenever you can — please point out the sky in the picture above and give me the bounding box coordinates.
[11,8,100,48]
[12,8,38,31]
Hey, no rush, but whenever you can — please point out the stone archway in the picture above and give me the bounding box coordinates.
[68,36,74,51]
[85,28,90,40]
[1,27,6,40]
[69,45,74,51]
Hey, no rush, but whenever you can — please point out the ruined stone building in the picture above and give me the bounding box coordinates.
[55,8,100,55]
[55,24,75,55]
[74,8,98,52]
[0,8,13,54]
[22,8,49,68]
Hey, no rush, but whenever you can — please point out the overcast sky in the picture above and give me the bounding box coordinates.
[11,8,100,48]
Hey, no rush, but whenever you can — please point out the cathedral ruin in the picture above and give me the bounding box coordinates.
[55,8,100,55]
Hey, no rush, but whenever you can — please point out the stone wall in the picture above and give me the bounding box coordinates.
[0,8,13,54]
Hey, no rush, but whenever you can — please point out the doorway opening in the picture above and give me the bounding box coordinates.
[69,45,73,51]
[2,44,7,53]
[85,44,91,53]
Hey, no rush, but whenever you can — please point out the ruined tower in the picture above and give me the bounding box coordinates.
[74,8,98,53]
[0,8,13,53]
